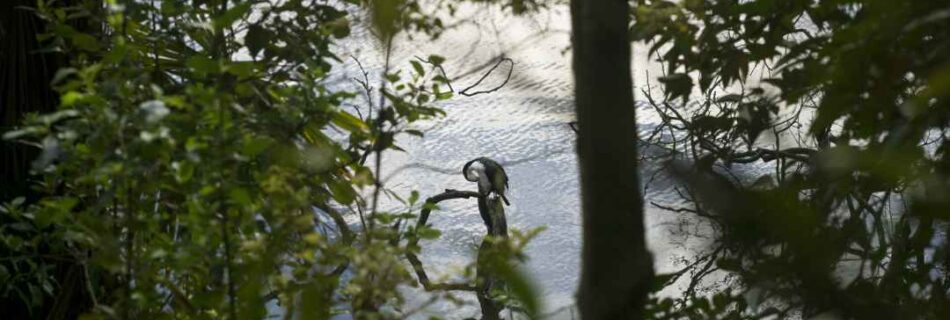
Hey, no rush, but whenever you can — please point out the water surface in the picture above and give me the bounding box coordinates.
[329,5,688,318]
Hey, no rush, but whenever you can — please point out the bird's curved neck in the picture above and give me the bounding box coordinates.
[463,160,484,182]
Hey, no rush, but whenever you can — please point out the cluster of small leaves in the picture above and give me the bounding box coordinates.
[467,0,555,15]
[474,227,546,318]
[645,290,789,320]
[0,197,60,312]
[361,0,553,44]
[361,0,450,41]
[635,0,950,319]
[0,0,481,318]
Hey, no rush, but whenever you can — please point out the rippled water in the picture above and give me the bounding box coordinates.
[328,5,691,318]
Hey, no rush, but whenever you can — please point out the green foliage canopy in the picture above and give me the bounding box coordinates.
[635,0,949,319]
[0,0,489,318]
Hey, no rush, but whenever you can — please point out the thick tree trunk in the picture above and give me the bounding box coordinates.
[1,2,94,319]
[1,0,60,201]
[571,0,654,319]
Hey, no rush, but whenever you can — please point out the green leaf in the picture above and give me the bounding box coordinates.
[213,1,252,30]
[71,33,101,52]
[658,73,693,100]
[331,111,368,133]
[352,166,374,186]
[328,16,351,39]
[385,71,401,83]
[375,213,396,224]
[422,202,439,211]
[50,68,78,85]
[241,136,272,157]
[102,43,128,64]
[435,91,453,101]
[244,24,269,56]
[328,179,356,205]
[60,91,84,107]
[713,293,729,309]
[428,54,445,66]
[716,258,742,272]
[652,272,677,292]
[694,297,711,311]
[186,56,219,75]
[225,61,256,78]
[416,226,441,239]
[716,94,743,103]
[34,197,78,228]
[2,127,44,140]
[370,0,400,40]
[417,93,430,104]
[494,262,542,318]
[162,95,187,108]
[410,60,425,76]
[173,161,195,183]
[229,188,253,207]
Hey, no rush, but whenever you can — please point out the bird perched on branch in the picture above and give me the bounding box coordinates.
[462,157,510,206]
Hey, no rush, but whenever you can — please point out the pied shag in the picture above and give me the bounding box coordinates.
[462,157,510,206]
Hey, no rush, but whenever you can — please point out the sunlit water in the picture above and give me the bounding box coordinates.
[326,4,695,319]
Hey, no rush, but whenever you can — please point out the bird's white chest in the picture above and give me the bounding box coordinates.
[477,177,492,194]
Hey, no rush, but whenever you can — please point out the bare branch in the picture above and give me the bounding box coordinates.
[459,58,514,97]
[404,189,481,292]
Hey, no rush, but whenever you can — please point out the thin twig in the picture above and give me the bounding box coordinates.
[459,58,514,97]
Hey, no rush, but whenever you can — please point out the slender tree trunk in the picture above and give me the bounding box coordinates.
[571,0,654,319]
[476,196,508,320]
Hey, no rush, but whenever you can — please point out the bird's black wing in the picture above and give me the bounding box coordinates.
[480,157,509,190]
[498,163,509,189]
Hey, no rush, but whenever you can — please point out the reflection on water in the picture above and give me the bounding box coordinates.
[329,4,686,318]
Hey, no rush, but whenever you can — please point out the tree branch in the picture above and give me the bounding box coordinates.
[404,189,481,292]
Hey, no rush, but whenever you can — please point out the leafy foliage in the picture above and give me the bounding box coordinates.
[635,0,950,318]
[0,0,540,318]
